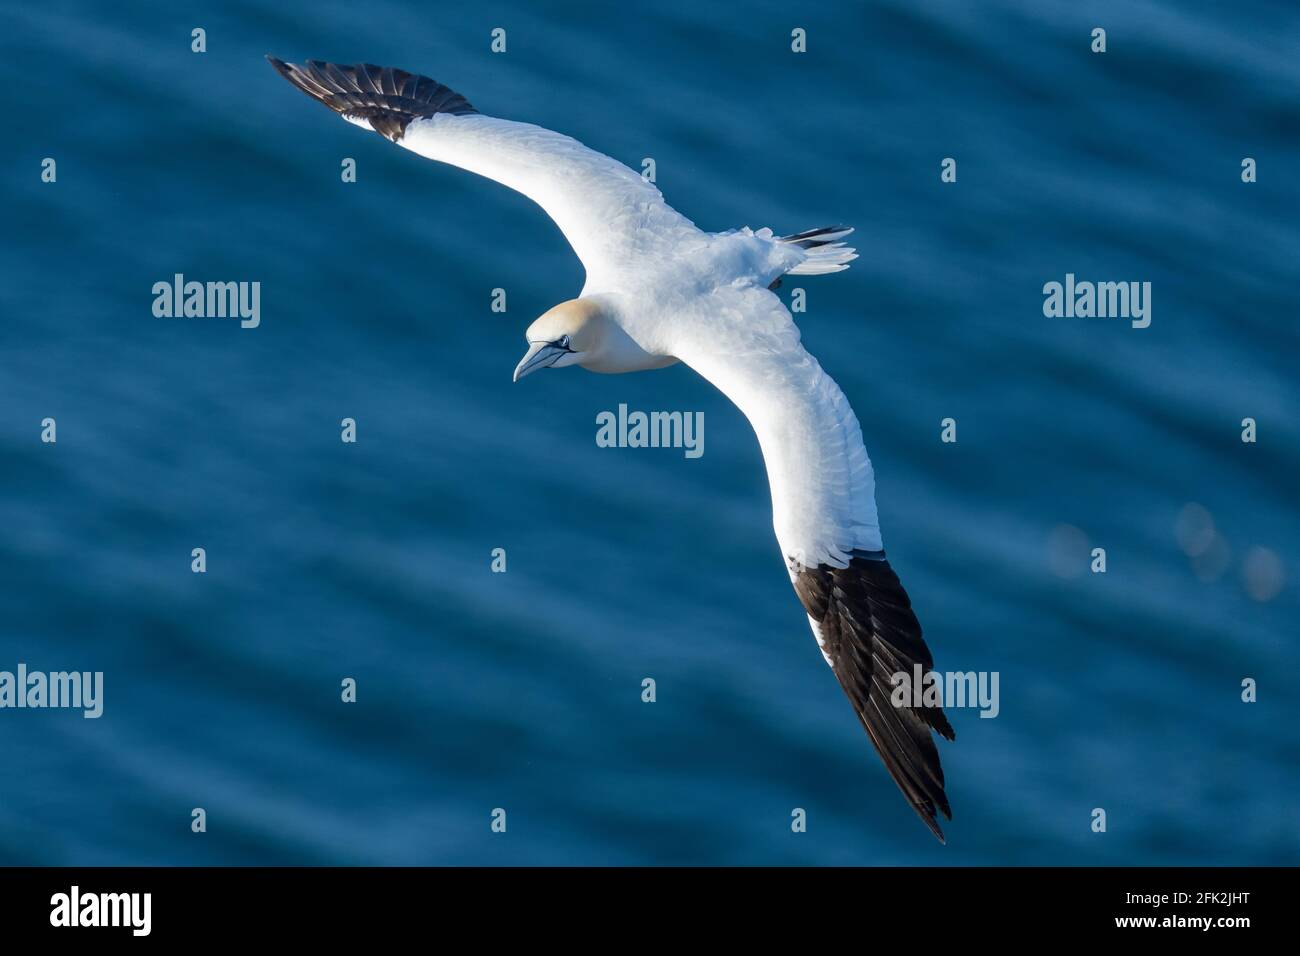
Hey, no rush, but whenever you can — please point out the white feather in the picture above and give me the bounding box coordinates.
[399,114,702,292]
[669,285,882,568]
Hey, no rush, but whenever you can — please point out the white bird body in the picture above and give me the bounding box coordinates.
[270,57,954,841]
[396,114,878,565]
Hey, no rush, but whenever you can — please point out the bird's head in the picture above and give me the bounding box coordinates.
[513,298,609,381]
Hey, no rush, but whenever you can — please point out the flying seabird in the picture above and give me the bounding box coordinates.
[268,57,955,841]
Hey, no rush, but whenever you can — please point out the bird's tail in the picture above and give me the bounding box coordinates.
[781,225,857,275]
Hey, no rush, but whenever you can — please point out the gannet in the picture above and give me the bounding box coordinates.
[269,57,955,841]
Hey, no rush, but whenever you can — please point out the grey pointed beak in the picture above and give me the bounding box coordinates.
[512,341,569,382]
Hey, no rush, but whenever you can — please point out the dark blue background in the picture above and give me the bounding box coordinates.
[2,0,1297,864]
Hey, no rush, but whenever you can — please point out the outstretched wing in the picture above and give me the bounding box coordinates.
[674,285,955,841]
[267,57,701,290]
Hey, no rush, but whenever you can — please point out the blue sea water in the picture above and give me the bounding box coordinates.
[2,0,1298,865]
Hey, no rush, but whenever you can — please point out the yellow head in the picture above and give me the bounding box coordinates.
[512,298,611,381]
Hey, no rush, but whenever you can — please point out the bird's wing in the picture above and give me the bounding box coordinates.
[673,284,955,841]
[267,58,701,289]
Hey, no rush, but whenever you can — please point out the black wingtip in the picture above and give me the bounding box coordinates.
[263,57,478,142]
[932,711,957,742]
[794,553,954,844]
[921,807,949,844]
[266,55,297,85]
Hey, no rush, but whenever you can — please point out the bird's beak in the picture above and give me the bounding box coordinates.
[512,341,569,382]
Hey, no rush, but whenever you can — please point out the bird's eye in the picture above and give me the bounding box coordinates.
[557,335,571,349]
